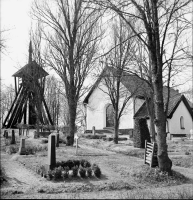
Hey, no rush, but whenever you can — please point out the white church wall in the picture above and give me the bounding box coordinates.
[147,101,192,135]
[86,83,111,130]
[86,82,135,130]
[169,101,192,135]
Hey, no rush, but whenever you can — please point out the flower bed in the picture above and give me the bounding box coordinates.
[36,159,102,181]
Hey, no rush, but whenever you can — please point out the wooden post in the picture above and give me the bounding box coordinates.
[92,126,95,135]
[144,140,147,164]
[150,142,155,167]
[75,135,79,155]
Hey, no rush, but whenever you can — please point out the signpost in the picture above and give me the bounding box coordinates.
[75,135,79,155]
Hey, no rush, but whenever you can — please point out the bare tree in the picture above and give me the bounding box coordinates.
[94,0,191,174]
[98,18,141,144]
[0,84,15,127]
[31,0,103,145]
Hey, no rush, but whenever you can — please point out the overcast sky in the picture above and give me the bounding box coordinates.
[1,0,192,93]
[1,0,36,87]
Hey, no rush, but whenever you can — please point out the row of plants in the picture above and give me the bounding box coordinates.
[36,159,102,181]
[5,143,48,155]
[82,134,106,139]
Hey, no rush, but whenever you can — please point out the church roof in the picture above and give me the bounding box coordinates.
[12,60,49,79]
[134,94,193,119]
[83,67,151,104]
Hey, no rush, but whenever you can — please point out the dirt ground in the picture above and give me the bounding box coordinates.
[1,129,193,199]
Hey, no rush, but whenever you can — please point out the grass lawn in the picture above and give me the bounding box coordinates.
[1,129,193,199]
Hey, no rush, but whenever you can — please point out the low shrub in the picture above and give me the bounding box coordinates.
[52,166,62,180]
[86,167,92,177]
[66,160,74,170]
[61,170,69,180]
[80,159,91,168]
[0,165,7,185]
[91,163,99,170]
[185,151,191,155]
[82,134,106,139]
[93,166,101,178]
[36,165,46,177]
[36,159,101,181]
[5,145,19,154]
[73,160,80,168]
[72,166,78,177]
[79,166,86,178]
[47,170,53,180]
[40,138,48,144]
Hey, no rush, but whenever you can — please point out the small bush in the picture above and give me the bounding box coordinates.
[40,138,48,144]
[93,166,101,178]
[66,160,74,170]
[46,170,53,180]
[5,145,19,154]
[185,151,191,155]
[91,163,98,170]
[79,166,86,178]
[80,159,91,168]
[61,170,69,180]
[72,166,78,177]
[86,167,92,177]
[52,166,62,180]
[73,160,80,168]
[36,165,47,177]
[83,134,106,139]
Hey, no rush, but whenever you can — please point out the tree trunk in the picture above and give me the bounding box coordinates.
[153,76,172,175]
[66,92,77,146]
[113,110,119,144]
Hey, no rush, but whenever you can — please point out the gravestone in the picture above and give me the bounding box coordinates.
[19,138,26,155]
[55,133,59,147]
[19,128,22,136]
[11,130,16,144]
[92,126,95,135]
[4,130,8,138]
[47,134,56,170]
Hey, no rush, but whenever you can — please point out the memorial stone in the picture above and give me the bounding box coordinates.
[47,134,56,170]
[11,130,16,144]
[19,138,26,155]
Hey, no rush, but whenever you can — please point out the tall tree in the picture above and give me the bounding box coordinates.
[99,17,140,144]
[94,0,191,174]
[32,0,103,145]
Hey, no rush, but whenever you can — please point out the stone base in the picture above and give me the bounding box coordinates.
[19,147,26,155]
[46,164,56,172]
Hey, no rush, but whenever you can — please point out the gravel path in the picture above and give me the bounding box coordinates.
[1,153,46,192]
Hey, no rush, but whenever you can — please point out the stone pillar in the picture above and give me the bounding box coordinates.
[11,130,16,144]
[56,133,59,147]
[47,134,56,170]
[19,138,26,155]
[92,126,95,135]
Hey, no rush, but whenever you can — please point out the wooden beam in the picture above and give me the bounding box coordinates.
[3,85,23,127]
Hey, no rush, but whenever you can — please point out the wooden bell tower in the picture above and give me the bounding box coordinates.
[3,41,54,128]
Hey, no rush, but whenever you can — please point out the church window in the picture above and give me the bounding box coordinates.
[180,116,185,129]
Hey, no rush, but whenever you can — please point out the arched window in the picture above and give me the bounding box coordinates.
[166,120,169,133]
[180,116,185,129]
